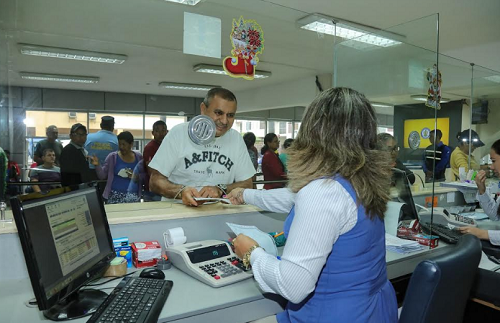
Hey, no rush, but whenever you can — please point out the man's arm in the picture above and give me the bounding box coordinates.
[33,143,43,165]
[149,169,200,206]
[31,178,41,193]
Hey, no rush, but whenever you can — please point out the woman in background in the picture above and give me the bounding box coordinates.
[243,132,258,170]
[261,133,286,189]
[459,139,500,245]
[92,131,143,204]
[377,133,415,185]
[279,138,294,173]
[228,87,397,323]
[450,129,484,180]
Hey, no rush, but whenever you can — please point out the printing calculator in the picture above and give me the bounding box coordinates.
[166,240,253,288]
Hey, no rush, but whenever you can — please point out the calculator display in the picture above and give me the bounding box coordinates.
[186,243,230,264]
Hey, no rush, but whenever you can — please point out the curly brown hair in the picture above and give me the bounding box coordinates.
[287,87,392,219]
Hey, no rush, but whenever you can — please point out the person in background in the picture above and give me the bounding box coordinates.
[85,116,118,168]
[30,149,61,192]
[422,129,451,182]
[92,131,143,204]
[450,129,484,180]
[60,123,96,186]
[0,147,7,201]
[5,149,21,196]
[149,87,255,206]
[34,125,63,166]
[377,133,415,185]
[243,132,258,170]
[261,133,287,189]
[143,120,168,201]
[458,139,500,245]
[228,87,397,323]
[279,138,294,173]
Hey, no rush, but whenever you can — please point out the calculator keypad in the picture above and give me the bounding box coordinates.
[198,258,246,280]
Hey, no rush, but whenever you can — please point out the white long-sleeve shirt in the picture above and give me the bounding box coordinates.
[476,189,500,245]
[244,179,358,304]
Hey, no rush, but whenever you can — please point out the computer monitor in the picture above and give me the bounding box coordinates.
[392,169,419,221]
[11,184,115,321]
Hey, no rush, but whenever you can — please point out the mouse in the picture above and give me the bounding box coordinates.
[139,268,165,279]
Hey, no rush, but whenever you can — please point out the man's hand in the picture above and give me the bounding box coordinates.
[89,155,99,166]
[199,186,222,198]
[475,170,487,195]
[181,186,201,206]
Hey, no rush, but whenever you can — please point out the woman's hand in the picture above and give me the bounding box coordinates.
[457,226,489,240]
[227,188,246,205]
[89,155,99,166]
[232,234,258,259]
[475,170,487,195]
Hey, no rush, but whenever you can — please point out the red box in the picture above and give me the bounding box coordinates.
[397,220,421,241]
[414,234,439,249]
[131,241,162,268]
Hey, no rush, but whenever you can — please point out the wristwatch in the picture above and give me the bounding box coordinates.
[216,184,227,197]
[242,245,260,270]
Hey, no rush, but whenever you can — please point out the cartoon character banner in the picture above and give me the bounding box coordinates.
[426,64,442,110]
[223,16,264,80]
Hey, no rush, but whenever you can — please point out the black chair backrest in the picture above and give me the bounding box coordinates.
[399,234,482,323]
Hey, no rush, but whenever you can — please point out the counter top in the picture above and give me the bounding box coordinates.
[0,201,262,235]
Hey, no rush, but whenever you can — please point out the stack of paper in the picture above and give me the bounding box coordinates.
[385,233,424,254]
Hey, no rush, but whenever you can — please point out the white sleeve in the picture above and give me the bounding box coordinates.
[477,188,500,221]
[249,179,358,304]
[234,134,256,182]
[148,125,180,177]
[488,230,500,246]
[244,188,295,214]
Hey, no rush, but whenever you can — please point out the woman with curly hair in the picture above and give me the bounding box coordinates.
[228,87,397,323]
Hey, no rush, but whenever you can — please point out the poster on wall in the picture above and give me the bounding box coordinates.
[223,16,265,80]
[403,117,450,149]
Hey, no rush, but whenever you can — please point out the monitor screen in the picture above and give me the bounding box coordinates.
[393,169,418,221]
[11,184,115,320]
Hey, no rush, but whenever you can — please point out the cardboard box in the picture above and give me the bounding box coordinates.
[397,219,421,241]
[131,241,162,268]
[415,234,439,249]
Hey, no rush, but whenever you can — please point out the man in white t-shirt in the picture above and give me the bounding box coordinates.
[149,88,255,206]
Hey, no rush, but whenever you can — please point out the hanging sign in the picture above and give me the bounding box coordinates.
[223,16,265,80]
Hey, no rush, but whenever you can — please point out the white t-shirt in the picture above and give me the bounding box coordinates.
[149,122,256,191]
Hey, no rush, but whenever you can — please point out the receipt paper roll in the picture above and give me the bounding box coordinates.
[165,227,187,247]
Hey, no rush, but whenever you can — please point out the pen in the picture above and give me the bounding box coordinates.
[274,231,284,238]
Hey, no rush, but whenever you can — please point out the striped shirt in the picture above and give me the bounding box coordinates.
[244,179,358,303]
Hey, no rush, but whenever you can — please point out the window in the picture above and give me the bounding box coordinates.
[246,121,252,131]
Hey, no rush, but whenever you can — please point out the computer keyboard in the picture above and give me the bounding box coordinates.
[420,221,464,244]
[87,276,173,323]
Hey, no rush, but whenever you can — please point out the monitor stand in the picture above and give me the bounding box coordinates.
[43,289,108,321]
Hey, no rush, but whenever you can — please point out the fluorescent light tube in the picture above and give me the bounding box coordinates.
[19,43,127,64]
[159,82,220,91]
[370,102,393,108]
[484,75,500,83]
[20,72,99,84]
[297,14,402,48]
[164,0,201,5]
[193,64,272,79]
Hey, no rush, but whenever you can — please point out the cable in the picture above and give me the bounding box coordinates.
[414,172,426,189]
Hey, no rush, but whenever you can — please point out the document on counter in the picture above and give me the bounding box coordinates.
[385,233,424,254]
[226,222,278,256]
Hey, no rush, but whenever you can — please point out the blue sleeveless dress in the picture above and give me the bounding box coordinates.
[276,176,397,323]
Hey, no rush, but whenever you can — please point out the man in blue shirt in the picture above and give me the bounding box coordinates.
[423,129,451,182]
[85,116,118,168]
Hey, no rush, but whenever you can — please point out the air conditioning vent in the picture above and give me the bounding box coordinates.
[89,113,96,120]
[68,112,77,119]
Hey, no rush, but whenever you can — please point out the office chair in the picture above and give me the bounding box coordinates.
[399,234,482,323]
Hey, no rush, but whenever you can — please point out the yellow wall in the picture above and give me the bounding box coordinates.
[403,118,450,148]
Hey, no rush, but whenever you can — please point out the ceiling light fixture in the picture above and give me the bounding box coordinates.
[370,102,393,108]
[484,75,500,83]
[20,72,99,84]
[164,0,201,5]
[19,43,127,64]
[410,94,450,103]
[297,13,402,48]
[159,82,220,91]
[193,64,272,79]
